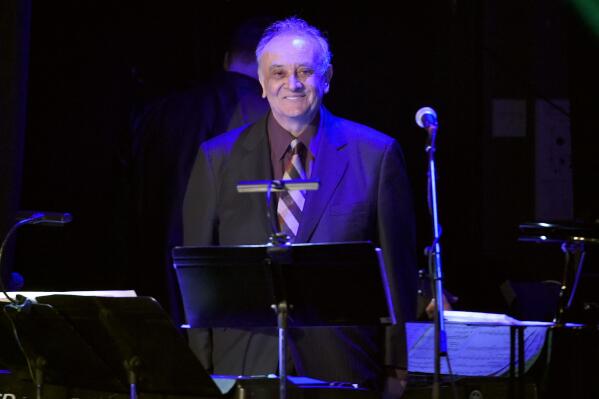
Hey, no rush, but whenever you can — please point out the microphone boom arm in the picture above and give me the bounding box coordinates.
[0,211,72,302]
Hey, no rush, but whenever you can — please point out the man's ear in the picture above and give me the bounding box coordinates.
[324,65,333,94]
[258,72,267,98]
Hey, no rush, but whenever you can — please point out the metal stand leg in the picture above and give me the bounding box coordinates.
[124,356,141,399]
[33,356,46,399]
[509,326,526,399]
[272,301,289,399]
[554,242,586,326]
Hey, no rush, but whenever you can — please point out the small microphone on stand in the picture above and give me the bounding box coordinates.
[415,107,439,149]
[1,210,73,304]
[415,106,438,129]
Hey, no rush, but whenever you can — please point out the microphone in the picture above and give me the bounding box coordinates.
[415,106,438,129]
[16,210,73,226]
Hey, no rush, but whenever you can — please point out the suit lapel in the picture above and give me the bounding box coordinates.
[235,117,274,239]
[296,109,348,242]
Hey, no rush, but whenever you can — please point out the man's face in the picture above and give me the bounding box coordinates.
[258,34,331,126]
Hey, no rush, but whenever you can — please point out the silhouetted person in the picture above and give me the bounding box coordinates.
[122,16,274,326]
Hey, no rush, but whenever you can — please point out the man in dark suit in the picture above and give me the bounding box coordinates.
[183,17,417,398]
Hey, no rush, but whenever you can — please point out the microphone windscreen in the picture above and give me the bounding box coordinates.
[415,107,438,128]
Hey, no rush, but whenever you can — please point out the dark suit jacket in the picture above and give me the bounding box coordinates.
[183,106,417,388]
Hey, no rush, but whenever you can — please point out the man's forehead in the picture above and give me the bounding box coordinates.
[261,35,318,67]
[263,34,317,54]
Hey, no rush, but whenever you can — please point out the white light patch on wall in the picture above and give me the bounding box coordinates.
[535,99,572,220]
[492,98,527,138]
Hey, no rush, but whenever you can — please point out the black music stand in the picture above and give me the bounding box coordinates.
[173,241,395,399]
[519,221,599,325]
[1,298,125,399]
[2,295,222,399]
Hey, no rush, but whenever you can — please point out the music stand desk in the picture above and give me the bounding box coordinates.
[173,241,392,399]
[173,241,393,329]
[2,295,222,399]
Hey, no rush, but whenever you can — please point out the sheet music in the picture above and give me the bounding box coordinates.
[443,310,520,325]
[407,317,548,376]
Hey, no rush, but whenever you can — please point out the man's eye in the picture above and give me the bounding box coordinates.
[298,69,314,78]
[272,70,286,78]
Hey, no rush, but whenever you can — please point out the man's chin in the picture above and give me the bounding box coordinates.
[277,106,318,121]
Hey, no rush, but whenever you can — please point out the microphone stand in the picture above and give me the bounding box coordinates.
[423,121,447,399]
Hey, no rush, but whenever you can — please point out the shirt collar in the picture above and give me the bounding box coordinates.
[268,112,320,160]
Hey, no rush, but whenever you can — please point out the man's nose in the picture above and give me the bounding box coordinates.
[287,74,303,90]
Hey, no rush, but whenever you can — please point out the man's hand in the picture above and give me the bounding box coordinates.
[425,291,458,319]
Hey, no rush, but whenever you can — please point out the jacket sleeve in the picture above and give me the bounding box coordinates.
[181,144,220,372]
[183,144,219,246]
[377,139,418,369]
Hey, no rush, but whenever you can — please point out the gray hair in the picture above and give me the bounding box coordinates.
[255,17,332,75]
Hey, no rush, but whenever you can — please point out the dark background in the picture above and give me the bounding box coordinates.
[2,0,598,320]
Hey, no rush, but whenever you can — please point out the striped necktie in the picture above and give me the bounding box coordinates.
[277,138,307,239]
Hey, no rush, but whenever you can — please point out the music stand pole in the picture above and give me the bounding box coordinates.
[237,179,319,399]
[554,241,586,326]
[267,208,291,399]
[32,356,45,399]
[267,244,291,399]
[271,300,289,399]
[124,356,141,399]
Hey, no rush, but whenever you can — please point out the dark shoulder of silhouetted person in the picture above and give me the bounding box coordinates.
[118,16,273,327]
